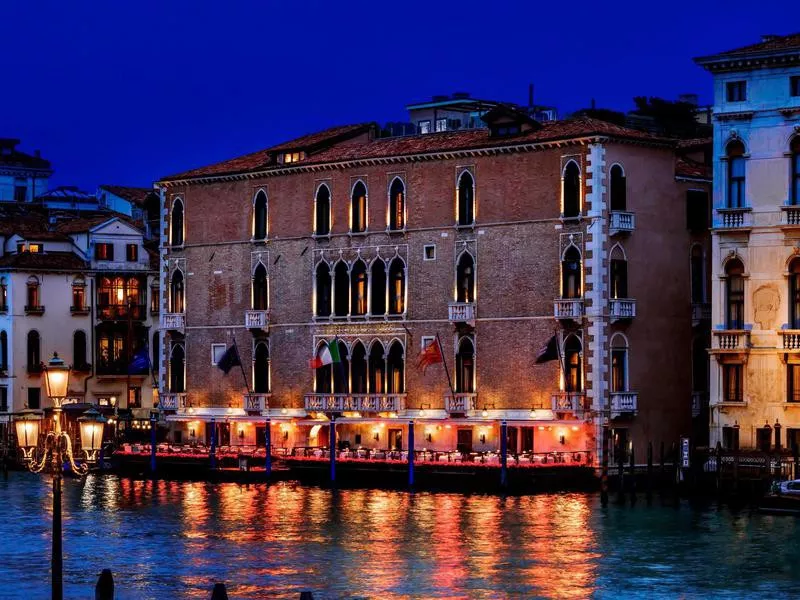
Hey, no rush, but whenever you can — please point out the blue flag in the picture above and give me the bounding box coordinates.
[128,346,150,374]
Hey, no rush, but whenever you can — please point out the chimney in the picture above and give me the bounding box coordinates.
[528,83,534,108]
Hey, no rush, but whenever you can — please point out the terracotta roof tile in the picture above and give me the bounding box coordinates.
[54,214,141,234]
[0,251,87,271]
[712,32,800,57]
[676,157,711,180]
[99,185,155,208]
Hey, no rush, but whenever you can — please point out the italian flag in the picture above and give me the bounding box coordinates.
[309,340,342,369]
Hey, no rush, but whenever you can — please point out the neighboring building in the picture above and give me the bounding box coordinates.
[0,139,51,202]
[36,186,102,211]
[98,185,160,237]
[0,209,159,434]
[156,102,710,466]
[696,32,800,451]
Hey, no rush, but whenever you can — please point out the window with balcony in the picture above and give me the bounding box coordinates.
[351,181,367,233]
[563,335,582,393]
[73,330,88,371]
[387,341,405,394]
[690,245,705,303]
[126,244,138,262]
[27,330,40,372]
[791,138,800,205]
[389,258,406,315]
[389,177,405,231]
[610,335,628,392]
[686,190,709,232]
[455,336,475,393]
[726,81,746,102]
[368,342,385,394]
[0,330,7,371]
[253,190,267,240]
[610,164,626,212]
[790,259,800,329]
[561,246,582,299]
[334,261,349,317]
[610,249,628,299]
[723,363,743,402]
[98,330,125,374]
[253,341,270,394]
[170,198,184,246]
[563,161,581,218]
[456,252,475,303]
[350,260,368,316]
[252,263,268,311]
[457,171,475,226]
[726,141,746,208]
[95,243,114,261]
[72,276,86,311]
[169,343,185,393]
[170,270,185,313]
[370,260,386,316]
[315,262,332,317]
[725,258,745,329]
[97,276,145,319]
[351,342,367,394]
[788,364,800,403]
[315,184,331,236]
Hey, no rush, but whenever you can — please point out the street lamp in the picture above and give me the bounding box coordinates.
[22,352,93,600]
[78,408,107,464]
[14,409,42,462]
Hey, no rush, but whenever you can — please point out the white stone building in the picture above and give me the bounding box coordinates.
[0,139,51,202]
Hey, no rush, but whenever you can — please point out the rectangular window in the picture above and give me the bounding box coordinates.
[128,387,141,409]
[789,364,800,403]
[28,387,41,410]
[423,245,436,261]
[611,349,627,392]
[726,81,747,102]
[211,343,226,366]
[791,76,800,97]
[728,157,745,208]
[435,118,447,132]
[95,243,114,261]
[14,179,27,202]
[722,364,743,402]
[418,120,431,134]
[150,287,160,314]
[421,336,435,351]
[126,244,138,262]
[72,286,85,310]
[0,387,7,412]
[610,259,628,299]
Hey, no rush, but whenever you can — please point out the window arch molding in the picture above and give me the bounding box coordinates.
[252,189,268,240]
[561,159,582,218]
[609,242,627,261]
[387,175,406,231]
[169,268,185,313]
[314,182,332,236]
[170,197,185,246]
[720,252,746,277]
[350,179,368,234]
[456,169,476,226]
[609,332,630,393]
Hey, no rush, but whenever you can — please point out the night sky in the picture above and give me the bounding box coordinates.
[4,0,798,191]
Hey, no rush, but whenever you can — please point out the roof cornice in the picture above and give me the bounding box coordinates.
[694,51,800,72]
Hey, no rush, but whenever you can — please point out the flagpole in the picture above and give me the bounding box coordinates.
[435,333,455,397]
[232,335,251,393]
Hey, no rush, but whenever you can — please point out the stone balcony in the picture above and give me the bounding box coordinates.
[712,329,751,352]
[551,391,587,415]
[609,211,635,235]
[162,312,185,333]
[715,207,752,231]
[609,298,636,322]
[610,392,638,417]
[304,393,406,413]
[554,299,584,320]
[778,330,800,351]
[781,205,800,228]
[159,392,187,411]
[444,393,478,414]
[448,302,475,324]
[245,309,270,330]
[243,393,270,412]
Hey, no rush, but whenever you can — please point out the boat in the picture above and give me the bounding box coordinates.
[758,480,800,515]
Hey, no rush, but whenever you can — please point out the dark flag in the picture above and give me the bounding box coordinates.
[217,344,242,374]
[128,346,150,374]
[535,335,558,364]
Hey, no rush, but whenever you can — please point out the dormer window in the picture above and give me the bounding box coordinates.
[491,124,521,137]
[283,152,304,164]
[16,242,41,253]
[435,118,447,132]
[726,81,747,103]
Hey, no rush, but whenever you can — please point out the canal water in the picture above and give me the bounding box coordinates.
[0,473,798,599]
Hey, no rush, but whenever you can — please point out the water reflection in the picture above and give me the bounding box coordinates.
[2,473,800,599]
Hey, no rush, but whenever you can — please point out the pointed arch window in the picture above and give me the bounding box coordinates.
[455,337,475,393]
[316,263,332,317]
[610,164,626,212]
[170,270,185,313]
[691,245,705,303]
[253,190,267,240]
[610,248,628,299]
[791,137,800,205]
[725,258,745,329]
[389,178,405,230]
[790,259,800,329]
[388,258,405,315]
[351,342,367,394]
[561,247,582,299]
[333,262,349,317]
[387,341,405,394]
[726,141,746,209]
[73,330,88,370]
[27,330,41,372]
[351,181,367,233]
[253,341,270,393]
[563,161,581,218]
[610,336,628,393]
[456,252,475,303]
[370,260,386,316]
[350,260,367,316]
[0,330,7,371]
[368,343,386,394]
[457,171,475,226]
[563,336,582,393]
[169,343,185,393]
[315,185,331,236]
[171,198,184,246]
[252,263,268,311]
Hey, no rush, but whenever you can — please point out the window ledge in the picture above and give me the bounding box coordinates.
[386,228,406,235]
[24,306,45,315]
[455,223,476,230]
[312,234,331,241]
[717,206,752,213]
[348,231,368,237]
[250,237,268,244]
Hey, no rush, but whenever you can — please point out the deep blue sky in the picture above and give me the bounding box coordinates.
[4,0,798,191]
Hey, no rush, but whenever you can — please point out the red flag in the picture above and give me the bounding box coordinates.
[417,339,443,374]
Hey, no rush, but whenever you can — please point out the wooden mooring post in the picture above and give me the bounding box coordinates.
[95,569,114,600]
[210,582,228,600]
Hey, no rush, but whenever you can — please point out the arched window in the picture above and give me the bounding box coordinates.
[314,343,332,394]
[252,263,268,311]
[351,181,367,233]
[27,330,40,371]
[170,198,184,246]
[334,262,349,317]
[315,184,331,236]
[456,252,475,303]
[368,342,385,394]
[26,275,40,309]
[561,247,581,299]
[315,262,332,317]
[455,337,475,393]
[610,164,626,212]
[610,335,628,393]
[692,336,708,393]
[691,245,705,303]
[152,331,159,375]
[791,137,800,205]
[725,258,745,329]
[170,270,185,313]
[790,259,800,329]
[0,330,7,370]
[253,341,270,393]
[610,246,628,299]
[389,178,405,230]
[350,260,367,316]
[563,161,581,218]
[563,335,582,393]
[388,258,405,315]
[253,190,267,240]
[370,260,386,316]
[726,141,746,209]
[334,340,349,394]
[73,330,87,370]
[169,343,185,393]
[351,342,367,394]
[457,171,475,226]
[387,341,404,394]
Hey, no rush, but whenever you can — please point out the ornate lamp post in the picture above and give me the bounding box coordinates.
[21,352,93,600]
[14,409,42,462]
[78,408,107,464]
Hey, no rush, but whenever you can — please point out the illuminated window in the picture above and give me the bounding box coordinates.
[563,336,582,393]
[211,343,226,366]
[126,244,138,262]
[456,252,475,303]
[72,276,86,310]
[26,276,41,310]
[389,258,405,315]
[610,248,628,299]
[350,260,367,316]
[455,337,475,393]
[610,336,628,392]
[170,270,185,313]
[128,387,141,409]
[726,81,746,102]
[388,178,405,231]
[283,152,303,164]
[435,118,447,132]
[95,243,114,261]
[723,364,743,402]
[418,120,431,134]
[351,181,367,233]
[387,341,404,393]
[789,364,800,403]
[423,245,436,261]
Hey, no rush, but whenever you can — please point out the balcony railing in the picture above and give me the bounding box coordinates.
[551,391,587,414]
[554,299,584,320]
[610,392,638,417]
[715,207,752,230]
[70,305,91,315]
[444,393,477,413]
[97,360,149,376]
[692,302,711,326]
[159,392,187,411]
[303,393,406,413]
[609,211,635,234]
[778,330,800,350]
[712,329,750,351]
[162,312,185,332]
[245,309,270,329]
[781,205,800,226]
[97,304,146,321]
[448,302,475,323]
[243,393,270,412]
[24,305,45,315]
[609,298,636,321]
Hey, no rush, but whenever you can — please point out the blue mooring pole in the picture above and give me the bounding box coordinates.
[149,412,157,474]
[265,418,272,477]
[408,420,415,488]
[210,418,217,470]
[329,418,336,483]
[500,420,508,489]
